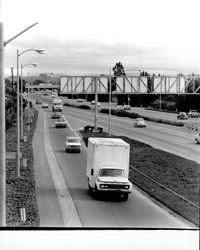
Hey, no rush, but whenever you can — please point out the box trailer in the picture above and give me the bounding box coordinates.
[86,138,132,201]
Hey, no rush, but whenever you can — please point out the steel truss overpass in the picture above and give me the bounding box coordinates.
[25,83,59,91]
[60,75,200,95]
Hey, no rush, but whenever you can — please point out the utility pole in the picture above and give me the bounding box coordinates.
[0,19,6,226]
[0,19,39,226]
[94,77,98,130]
[11,67,14,96]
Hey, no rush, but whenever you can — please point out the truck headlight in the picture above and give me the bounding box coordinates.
[125,185,129,189]
[100,184,108,189]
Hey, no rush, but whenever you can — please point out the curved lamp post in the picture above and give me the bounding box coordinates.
[17,48,46,178]
[0,19,40,226]
[20,63,39,140]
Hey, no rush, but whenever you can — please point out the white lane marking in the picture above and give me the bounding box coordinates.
[43,112,82,227]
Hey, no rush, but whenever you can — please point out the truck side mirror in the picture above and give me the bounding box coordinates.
[91,169,94,176]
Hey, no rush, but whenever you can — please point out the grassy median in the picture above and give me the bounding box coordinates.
[79,130,200,227]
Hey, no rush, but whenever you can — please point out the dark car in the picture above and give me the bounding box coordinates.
[36,99,42,104]
[51,112,61,119]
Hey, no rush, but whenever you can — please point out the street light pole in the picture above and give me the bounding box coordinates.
[109,69,112,136]
[20,63,38,140]
[16,50,20,177]
[0,18,6,227]
[16,49,46,178]
[0,18,39,226]
[20,64,23,141]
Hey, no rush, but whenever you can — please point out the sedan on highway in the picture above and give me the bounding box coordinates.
[91,100,101,107]
[177,112,188,120]
[36,99,42,104]
[123,105,131,111]
[65,136,81,153]
[51,111,61,119]
[134,118,146,127]
[195,133,200,144]
[42,103,49,108]
[116,105,124,111]
[55,117,67,128]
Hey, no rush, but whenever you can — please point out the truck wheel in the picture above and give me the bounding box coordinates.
[88,184,93,194]
[121,193,128,201]
[94,185,99,198]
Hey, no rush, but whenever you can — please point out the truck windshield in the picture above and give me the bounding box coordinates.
[67,138,79,143]
[100,169,124,177]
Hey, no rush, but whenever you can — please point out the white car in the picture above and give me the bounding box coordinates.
[188,110,199,118]
[134,118,146,127]
[91,100,101,107]
[42,103,48,108]
[55,117,67,128]
[195,133,200,144]
[123,105,131,111]
[116,105,124,111]
[65,137,81,152]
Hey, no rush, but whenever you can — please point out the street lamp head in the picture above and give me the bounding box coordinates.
[35,48,46,54]
[32,63,39,67]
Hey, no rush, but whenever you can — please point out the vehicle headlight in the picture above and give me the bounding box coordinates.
[125,185,129,189]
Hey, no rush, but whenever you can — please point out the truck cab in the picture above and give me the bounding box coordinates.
[52,98,63,111]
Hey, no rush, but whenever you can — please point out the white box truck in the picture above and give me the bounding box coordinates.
[52,98,63,111]
[86,138,132,201]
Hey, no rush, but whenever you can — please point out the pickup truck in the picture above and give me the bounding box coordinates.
[188,110,199,118]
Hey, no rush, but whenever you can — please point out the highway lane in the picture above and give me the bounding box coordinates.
[43,107,195,228]
[64,98,200,126]
[60,106,200,163]
[34,94,199,163]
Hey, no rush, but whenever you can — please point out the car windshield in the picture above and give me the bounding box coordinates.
[58,118,65,122]
[99,168,124,177]
[67,138,79,143]
[137,118,144,121]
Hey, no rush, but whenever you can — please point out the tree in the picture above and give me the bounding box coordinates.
[108,62,126,92]
[112,62,126,76]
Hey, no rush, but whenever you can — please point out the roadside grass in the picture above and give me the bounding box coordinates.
[79,130,200,227]
[6,109,39,227]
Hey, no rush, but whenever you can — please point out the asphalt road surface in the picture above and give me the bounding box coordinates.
[33,99,197,228]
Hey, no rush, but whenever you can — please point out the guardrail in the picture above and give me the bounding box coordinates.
[129,164,199,209]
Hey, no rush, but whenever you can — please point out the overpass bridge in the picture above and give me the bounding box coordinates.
[59,75,200,95]
[25,83,59,91]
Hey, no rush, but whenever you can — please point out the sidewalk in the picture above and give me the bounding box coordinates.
[32,108,82,227]
[33,109,64,227]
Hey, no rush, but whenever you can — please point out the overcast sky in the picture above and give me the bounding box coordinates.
[2,0,200,77]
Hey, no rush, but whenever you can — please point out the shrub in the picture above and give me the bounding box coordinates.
[130,112,140,119]
[116,110,130,117]
[78,104,91,110]
[100,108,117,115]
